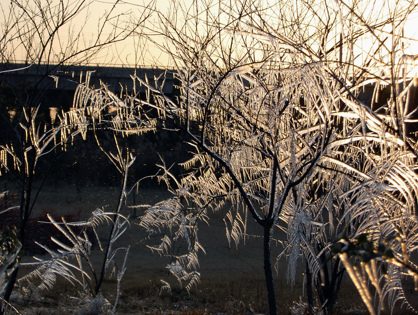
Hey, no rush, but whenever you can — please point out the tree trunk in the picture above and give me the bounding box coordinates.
[1,157,34,314]
[263,222,277,315]
[1,197,26,314]
[95,169,128,296]
[306,261,314,314]
[1,267,19,314]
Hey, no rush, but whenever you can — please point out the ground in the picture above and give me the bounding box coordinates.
[2,184,380,314]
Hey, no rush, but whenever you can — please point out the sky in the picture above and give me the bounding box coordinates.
[0,0,417,67]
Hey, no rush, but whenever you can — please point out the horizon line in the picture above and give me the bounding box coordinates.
[0,60,175,70]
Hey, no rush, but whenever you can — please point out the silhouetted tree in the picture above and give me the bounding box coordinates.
[138,0,418,313]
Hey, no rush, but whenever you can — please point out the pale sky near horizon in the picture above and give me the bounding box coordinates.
[0,0,417,67]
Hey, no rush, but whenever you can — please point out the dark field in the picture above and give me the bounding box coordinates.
[1,184,385,314]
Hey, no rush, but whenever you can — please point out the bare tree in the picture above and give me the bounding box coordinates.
[2,0,416,313]
[0,0,152,65]
[0,0,153,312]
[137,0,418,313]
[15,81,158,313]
